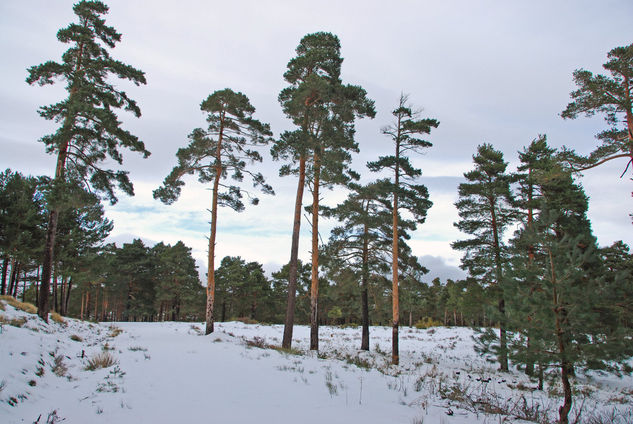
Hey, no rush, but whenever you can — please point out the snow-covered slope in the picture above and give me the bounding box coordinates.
[1,300,631,423]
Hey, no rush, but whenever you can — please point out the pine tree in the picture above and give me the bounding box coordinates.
[322,180,392,349]
[26,0,149,322]
[368,94,437,364]
[152,241,200,321]
[154,88,273,334]
[0,170,46,297]
[506,163,633,424]
[561,44,633,179]
[53,189,113,315]
[452,143,515,371]
[273,32,374,350]
[511,135,557,375]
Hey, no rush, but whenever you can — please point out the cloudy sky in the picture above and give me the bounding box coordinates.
[1,0,632,281]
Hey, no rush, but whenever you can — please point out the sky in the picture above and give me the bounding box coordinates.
[1,0,632,282]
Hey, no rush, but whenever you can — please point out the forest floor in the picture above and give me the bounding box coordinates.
[1,299,632,424]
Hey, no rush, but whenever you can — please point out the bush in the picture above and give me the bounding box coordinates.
[415,317,442,329]
[85,352,118,371]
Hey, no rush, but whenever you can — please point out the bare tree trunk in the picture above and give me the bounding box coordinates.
[22,273,27,303]
[64,277,72,316]
[549,248,572,424]
[52,270,59,313]
[7,259,17,298]
[490,199,508,371]
[12,264,20,298]
[309,151,321,351]
[360,221,370,351]
[94,285,99,322]
[0,256,8,295]
[391,129,402,365]
[80,291,85,320]
[282,155,307,349]
[205,118,225,335]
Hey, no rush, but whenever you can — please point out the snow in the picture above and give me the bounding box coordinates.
[1,300,632,424]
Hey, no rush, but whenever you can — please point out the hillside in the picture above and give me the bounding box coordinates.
[1,299,632,424]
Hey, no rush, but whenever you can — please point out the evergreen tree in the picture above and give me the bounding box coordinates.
[26,0,149,322]
[322,180,392,349]
[154,88,273,334]
[506,164,633,424]
[0,170,46,297]
[270,260,312,324]
[152,241,201,321]
[111,239,154,321]
[368,94,437,364]
[452,143,515,371]
[599,241,633,327]
[53,189,113,315]
[511,135,557,375]
[560,43,633,184]
[273,32,375,350]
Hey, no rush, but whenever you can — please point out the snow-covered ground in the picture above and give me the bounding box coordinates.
[1,300,632,424]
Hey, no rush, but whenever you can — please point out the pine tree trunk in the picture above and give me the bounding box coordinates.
[361,221,370,351]
[124,280,132,321]
[12,264,20,298]
[38,38,84,323]
[392,134,401,365]
[94,285,99,322]
[490,198,508,371]
[22,275,26,303]
[64,277,72,317]
[205,117,225,335]
[549,246,573,424]
[80,291,85,320]
[282,155,307,349]
[309,151,321,351]
[7,259,17,298]
[0,256,8,295]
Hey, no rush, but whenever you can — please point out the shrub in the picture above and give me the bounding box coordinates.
[85,352,117,371]
[415,317,442,329]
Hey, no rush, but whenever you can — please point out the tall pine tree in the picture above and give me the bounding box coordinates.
[26,0,149,322]
[368,94,437,364]
[273,32,374,350]
[452,143,515,371]
[154,88,273,334]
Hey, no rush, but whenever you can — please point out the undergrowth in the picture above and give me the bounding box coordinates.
[0,296,37,314]
[85,352,118,371]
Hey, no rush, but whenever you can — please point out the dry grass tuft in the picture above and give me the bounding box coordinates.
[0,295,37,314]
[50,312,66,325]
[233,317,259,325]
[108,325,123,338]
[51,355,68,377]
[415,316,442,329]
[85,352,118,371]
[0,314,27,327]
